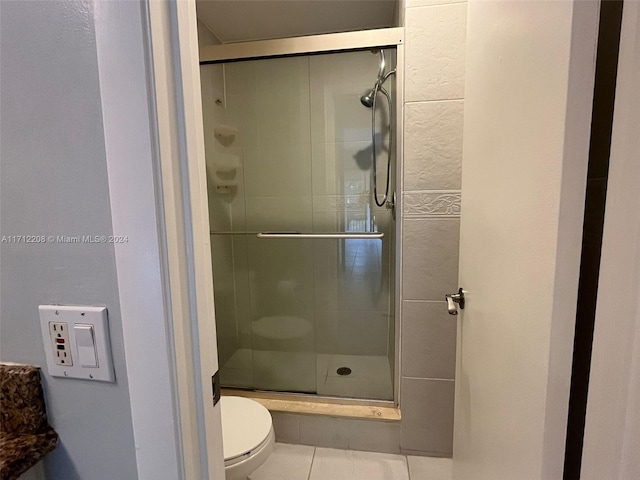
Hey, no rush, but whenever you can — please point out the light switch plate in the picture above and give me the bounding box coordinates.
[39,305,115,382]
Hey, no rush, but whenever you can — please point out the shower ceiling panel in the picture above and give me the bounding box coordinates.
[196,0,397,43]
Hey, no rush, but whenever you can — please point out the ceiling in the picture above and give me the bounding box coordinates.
[196,0,398,44]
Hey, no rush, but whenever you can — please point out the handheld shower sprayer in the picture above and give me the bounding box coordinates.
[361,49,396,208]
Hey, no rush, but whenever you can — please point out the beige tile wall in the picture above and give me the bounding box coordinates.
[399,0,466,456]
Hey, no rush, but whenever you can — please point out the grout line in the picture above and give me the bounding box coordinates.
[404,98,464,105]
[306,447,317,480]
[401,376,455,382]
[405,454,412,480]
[407,0,467,9]
[402,299,447,304]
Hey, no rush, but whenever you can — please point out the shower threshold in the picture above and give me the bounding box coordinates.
[221,388,401,421]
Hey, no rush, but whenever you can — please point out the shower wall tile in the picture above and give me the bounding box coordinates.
[272,412,301,444]
[207,187,232,232]
[405,3,467,102]
[246,236,315,315]
[256,87,311,147]
[402,218,460,301]
[219,347,254,388]
[309,51,380,88]
[347,419,402,454]
[224,61,258,95]
[245,195,313,232]
[312,235,390,316]
[404,101,464,191]
[230,235,252,343]
[315,310,389,356]
[402,191,461,218]
[242,144,312,197]
[299,415,349,449]
[256,56,310,93]
[310,85,373,144]
[400,378,455,455]
[401,301,457,379]
[226,93,260,148]
[311,141,372,197]
[296,414,403,453]
[210,235,236,367]
[268,411,407,455]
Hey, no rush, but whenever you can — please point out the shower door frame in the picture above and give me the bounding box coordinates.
[200,27,405,405]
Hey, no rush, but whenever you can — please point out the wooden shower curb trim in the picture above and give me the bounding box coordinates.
[222,388,401,422]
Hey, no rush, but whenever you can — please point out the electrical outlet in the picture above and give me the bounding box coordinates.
[39,305,115,382]
[49,322,73,366]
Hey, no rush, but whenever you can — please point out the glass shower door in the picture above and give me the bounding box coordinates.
[202,48,396,400]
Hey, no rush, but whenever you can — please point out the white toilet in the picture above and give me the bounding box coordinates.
[221,396,275,480]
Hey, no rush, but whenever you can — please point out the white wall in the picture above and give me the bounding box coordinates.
[582,2,640,478]
[0,2,138,478]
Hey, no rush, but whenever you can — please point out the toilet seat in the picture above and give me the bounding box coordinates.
[221,396,273,466]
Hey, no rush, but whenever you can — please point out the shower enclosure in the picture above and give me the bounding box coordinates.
[201,47,397,401]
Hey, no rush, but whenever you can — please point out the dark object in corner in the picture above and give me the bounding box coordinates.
[0,364,58,480]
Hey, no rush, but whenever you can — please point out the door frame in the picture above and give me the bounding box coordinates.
[581,2,640,477]
[145,1,224,478]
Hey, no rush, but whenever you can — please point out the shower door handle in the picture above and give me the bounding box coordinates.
[445,288,465,315]
[257,232,384,239]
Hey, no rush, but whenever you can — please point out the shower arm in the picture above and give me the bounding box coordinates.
[376,50,386,83]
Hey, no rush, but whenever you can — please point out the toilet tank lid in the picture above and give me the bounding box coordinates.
[221,396,273,460]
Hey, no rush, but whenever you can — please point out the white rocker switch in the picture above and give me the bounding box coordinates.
[74,324,98,367]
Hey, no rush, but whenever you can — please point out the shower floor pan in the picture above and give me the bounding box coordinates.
[220,349,394,402]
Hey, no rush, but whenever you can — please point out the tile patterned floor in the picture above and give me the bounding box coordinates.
[249,443,452,480]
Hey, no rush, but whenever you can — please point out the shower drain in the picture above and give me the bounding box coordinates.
[336,367,352,376]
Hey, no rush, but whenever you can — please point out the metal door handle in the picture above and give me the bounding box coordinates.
[445,288,465,315]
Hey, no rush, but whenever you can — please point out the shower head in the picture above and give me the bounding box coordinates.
[360,50,390,108]
[360,88,376,108]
